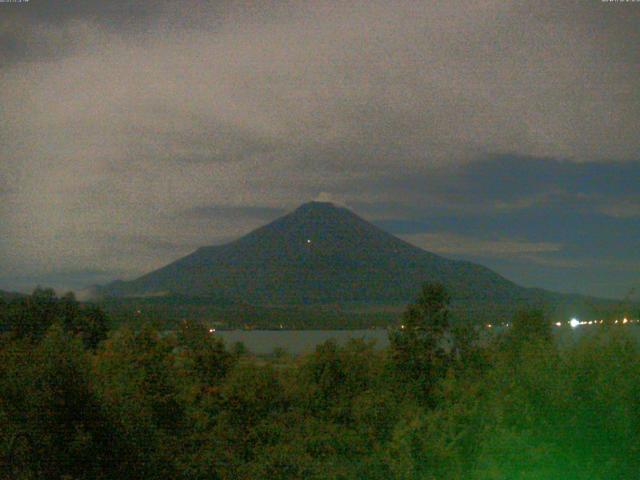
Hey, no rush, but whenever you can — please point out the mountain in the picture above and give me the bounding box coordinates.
[96,202,578,320]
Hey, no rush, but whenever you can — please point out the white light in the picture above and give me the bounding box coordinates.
[209,328,215,333]
[623,318,628,324]
[306,239,312,244]
[570,318,580,328]
[555,322,562,327]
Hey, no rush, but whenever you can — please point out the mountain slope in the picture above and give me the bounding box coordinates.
[98,201,556,309]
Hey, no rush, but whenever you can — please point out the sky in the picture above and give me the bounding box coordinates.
[0,0,638,299]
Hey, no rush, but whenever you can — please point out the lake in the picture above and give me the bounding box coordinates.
[212,324,640,355]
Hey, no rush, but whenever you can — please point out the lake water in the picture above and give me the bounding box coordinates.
[213,325,640,355]
[213,329,389,355]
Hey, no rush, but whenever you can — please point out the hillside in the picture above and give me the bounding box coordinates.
[98,202,526,302]
[95,202,610,325]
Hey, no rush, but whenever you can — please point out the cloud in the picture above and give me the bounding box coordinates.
[347,156,640,222]
[401,232,562,258]
[184,204,286,220]
[313,192,349,207]
[0,0,638,296]
[598,200,640,219]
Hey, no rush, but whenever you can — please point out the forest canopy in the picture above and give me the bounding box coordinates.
[1,286,639,479]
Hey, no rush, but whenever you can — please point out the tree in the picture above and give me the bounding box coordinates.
[92,325,183,479]
[2,290,109,349]
[176,319,235,385]
[506,307,553,351]
[403,283,451,336]
[0,325,121,479]
[0,298,7,334]
[389,282,451,400]
[212,363,289,479]
[75,305,109,350]
[5,288,58,340]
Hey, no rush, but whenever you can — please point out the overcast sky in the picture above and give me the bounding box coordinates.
[1,0,638,299]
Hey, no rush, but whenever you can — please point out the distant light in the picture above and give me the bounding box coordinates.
[306,239,312,244]
[623,318,628,324]
[209,328,215,333]
[487,324,492,328]
[555,322,562,327]
[400,324,405,330]
[570,318,580,328]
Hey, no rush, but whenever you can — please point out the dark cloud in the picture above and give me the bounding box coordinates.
[346,156,640,218]
[460,156,640,200]
[0,1,638,297]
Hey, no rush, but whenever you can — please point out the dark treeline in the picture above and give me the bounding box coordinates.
[1,284,640,479]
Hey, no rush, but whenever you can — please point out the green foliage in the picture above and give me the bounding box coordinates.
[389,282,452,399]
[176,319,235,384]
[402,283,451,336]
[510,307,553,345]
[74,305,109,350]
[1,288,108,349]
[92,325,186,479]
[210,363,290,479]
[0,325,121,479]
[2,288,640,479]
[231,340,248,357]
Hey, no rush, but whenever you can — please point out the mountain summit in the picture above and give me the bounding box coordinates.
[98,201,542,309]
